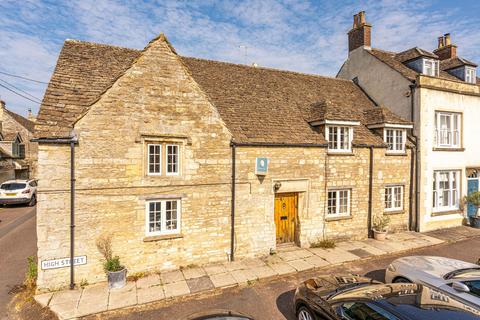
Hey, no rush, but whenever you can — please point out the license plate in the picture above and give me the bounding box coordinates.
[6,193,16,196]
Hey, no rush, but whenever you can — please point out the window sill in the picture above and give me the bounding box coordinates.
[432,147,465,152]
[431,210,462,217]
[325,215,352,222]
[384,210,405,215]
[385,152,407,156]
[143,234,183,242]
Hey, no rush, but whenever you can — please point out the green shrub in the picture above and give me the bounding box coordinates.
[96,234,124,273]
[103,256,123,273]
[373,215,390,232]
[465,192,480,207]
[24,256,37,289]
[310,239,336,249]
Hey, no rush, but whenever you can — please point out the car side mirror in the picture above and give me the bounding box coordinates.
[452,282,470,293]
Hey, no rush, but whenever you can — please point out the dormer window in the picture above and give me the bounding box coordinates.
[423,59,439,77]
[326,126,353,152]
[384,129,406,154]
[465,67,476,84]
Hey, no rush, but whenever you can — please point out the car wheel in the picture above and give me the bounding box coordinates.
[28,194,36,207]
[393,276,411,283]
[297,306,314,320]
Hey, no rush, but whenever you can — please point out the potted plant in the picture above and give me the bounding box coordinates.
[96,234,127,289]
[372,215,390,241]
[465,192,480,228]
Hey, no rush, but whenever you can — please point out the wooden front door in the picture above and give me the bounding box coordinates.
[274,193,297,244]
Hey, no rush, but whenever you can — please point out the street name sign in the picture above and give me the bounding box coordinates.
[41,255,87,270]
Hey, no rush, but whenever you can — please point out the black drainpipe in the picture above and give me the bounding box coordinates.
[368,146,374,238]
[408,146,415,231]
[69,140,76,289]
[230,141,236,261]
[409,83,420,232]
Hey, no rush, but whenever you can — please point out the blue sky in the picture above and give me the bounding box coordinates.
[0,0,479,116]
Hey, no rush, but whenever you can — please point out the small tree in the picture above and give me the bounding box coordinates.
[96,234,123,273]
[465,192,480,216]
[373,215,390,232]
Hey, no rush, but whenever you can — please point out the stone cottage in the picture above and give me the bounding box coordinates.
[0,99,36,181]
[35,35,413,290]
[338,11,480,231]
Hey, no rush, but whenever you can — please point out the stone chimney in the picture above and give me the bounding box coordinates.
[27,108,36,122]
[0,100,5,109]
[348,11,372,52]
[433,33,457,60]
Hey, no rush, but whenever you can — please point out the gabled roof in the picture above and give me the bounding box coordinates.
[4,109,35,132]
[363,106,413,127]
[2,132,21,141]
[369,49,461,82]
[396,47,438,63]
[36,38,409,147]
[440,57,478,71]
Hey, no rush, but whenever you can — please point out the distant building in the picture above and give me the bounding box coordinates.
[0,100,36,182]
[338,11,480,231]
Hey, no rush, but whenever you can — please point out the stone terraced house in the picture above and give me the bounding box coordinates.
[35,34,414,290]
[338,11,480,232]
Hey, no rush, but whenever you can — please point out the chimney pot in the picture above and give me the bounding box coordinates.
[444,33,451,46]
[359,11,366,24]
[353,14,358,28]
[437,36,444,49]
[0,100,5,109]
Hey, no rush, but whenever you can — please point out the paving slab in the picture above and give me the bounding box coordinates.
[277,250,299,261]
[182,267,207,280]
[137,285,165,305]
[363,238,398,253]
[34,292,53,307]
[160,270,184,284]
[210,272,238,288]
[292,249,314,259]
[203,263,228,276]
[50,301,78,320]
[262,254,284,264]
[353,241,387,256]
[418,234,445,245]
[242,258,266,268]
[50,289,82,306]
[108,282,137,310]
[251,265,277,279]
[304,255,330,268]
[287,259,314,272]
[136,274,161,289]
[310,247,359,264]
[164,280,190,299]
[223,260,247,272]
[186,276,214,293]
[76,284,109,317]
[230,269,258,284]
[269,262,297,275]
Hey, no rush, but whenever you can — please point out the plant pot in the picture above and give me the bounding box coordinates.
[373,229,387,241]
[107,268,127,289]
[470,216,480,229]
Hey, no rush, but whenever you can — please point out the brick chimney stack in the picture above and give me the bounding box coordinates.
[348,11,372,52]
[433,33,457,60]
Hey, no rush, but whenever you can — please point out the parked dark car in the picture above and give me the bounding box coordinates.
[293,275,480,320]
[186,310,254,320]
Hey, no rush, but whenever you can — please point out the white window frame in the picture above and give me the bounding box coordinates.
[434,112,461,148]
[326,126,353,152]
[385,185,404,212]
[433,170,460,212]
[465,67,476,84]
[145,199,181,236]
[166,144,180,176]
[384,129,406,153]
[423,59,439,77]
[147,144,162,176]
[327,189,351,217]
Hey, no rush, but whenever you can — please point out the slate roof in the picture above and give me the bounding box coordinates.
[4,109,35,132]
[369,49,461,82]
[363,106,413,127]
[35,39,410,147]
[440,57,478,71]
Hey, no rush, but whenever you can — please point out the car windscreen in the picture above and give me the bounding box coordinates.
[0,183,26,190]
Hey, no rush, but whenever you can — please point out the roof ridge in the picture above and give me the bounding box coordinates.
[65,39,140,52]
[181,56,353,83]
[4,108,35,132]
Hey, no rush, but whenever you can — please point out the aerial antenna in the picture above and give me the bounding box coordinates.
[239,45,248,65]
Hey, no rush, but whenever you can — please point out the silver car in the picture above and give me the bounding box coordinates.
[385,256,480,308]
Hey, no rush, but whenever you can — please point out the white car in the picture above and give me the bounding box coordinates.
[0,179,37,206]
[385,256,480,308]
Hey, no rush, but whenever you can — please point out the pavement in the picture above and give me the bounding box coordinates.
[87,235,480,320]
[0,205,37,319]
[34,228,480,320]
